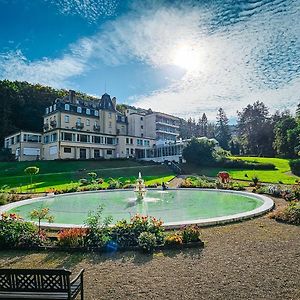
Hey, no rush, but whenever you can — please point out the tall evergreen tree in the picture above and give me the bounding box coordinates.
[201,113,208,137]
[215,108,231,150]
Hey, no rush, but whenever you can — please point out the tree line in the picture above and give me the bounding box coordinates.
[179,101,300,158]
[0,79,299,159]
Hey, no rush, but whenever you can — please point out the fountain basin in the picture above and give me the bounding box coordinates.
[0,189,274,229]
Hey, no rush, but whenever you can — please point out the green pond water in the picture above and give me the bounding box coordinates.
[9,190,264,225]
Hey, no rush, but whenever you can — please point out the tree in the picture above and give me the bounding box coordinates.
[237,101,273,156]
[24,166,39,190]
[30,207,54,233]
[182,138,217,165]
[215,108,231,150]
[201,113,208,137]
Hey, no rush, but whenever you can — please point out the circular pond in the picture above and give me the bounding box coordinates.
[1,189,274,228]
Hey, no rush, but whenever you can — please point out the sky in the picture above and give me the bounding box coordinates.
[0,0,299,122]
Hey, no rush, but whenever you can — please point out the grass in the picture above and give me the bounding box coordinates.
[182,156,300,185]
[0,160,175,192]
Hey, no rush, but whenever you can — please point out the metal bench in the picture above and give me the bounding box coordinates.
[0,268,84,299]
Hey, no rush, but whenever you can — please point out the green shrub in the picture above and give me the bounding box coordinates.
[138,232,157,252]
[220,159,276,170]
[181,225,201,243]
[110,215,164,248]
[84,206,112,248]
[289,159,300,176]
[270,201,300,225]
[79,178,89,186]
[0,213,46,248]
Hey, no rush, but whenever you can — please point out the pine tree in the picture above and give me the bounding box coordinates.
[215,108,231,150]
[201,113,208,137]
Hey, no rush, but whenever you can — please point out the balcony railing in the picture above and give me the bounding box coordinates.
[50,120,57,128]
[76,122,84,129]
[93,124,100,132]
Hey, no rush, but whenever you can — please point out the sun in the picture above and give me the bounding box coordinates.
[172,45,202,72]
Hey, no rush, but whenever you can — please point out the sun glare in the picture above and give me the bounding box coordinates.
[172,45,203,72]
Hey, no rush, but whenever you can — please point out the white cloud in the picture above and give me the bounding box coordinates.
[0,37,93,88]
[46,0,118,23]
[0,0,299,119]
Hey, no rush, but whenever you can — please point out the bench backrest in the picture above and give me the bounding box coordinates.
[0,269,71,293]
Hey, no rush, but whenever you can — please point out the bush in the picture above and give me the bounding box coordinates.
[0,213,46,248]
[57,228,86,248]
[138,232,157,252]
[219,159,276,170]
[164,232,183,245]
[181,225,201,243]
[84,206,112,248]
[110,215,164,248]
[290,159,300,176]
[79,178,89,186]
[270,201,300,225]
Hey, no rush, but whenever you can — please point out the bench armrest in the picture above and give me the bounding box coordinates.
[70,269,85,285]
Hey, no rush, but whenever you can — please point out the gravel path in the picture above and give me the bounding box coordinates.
[0,198,299,300]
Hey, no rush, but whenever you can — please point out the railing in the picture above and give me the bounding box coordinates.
[50,120,57,128]
[93,124,100,132]
[166,161,182,175]
[76,122,84,129]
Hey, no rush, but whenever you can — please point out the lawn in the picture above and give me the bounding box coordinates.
[182,156,300,185]
[0,160,175,192]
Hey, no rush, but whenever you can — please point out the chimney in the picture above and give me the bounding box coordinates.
[112,97,116,109]
[69,90,75,103]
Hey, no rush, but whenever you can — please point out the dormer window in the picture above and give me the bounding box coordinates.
[49,106,52,113]
[94,110,99,116]
[86,108,90,115]
[77,106,82,113]
[46,107,49,114]
[53,104,56,111]
[65,104,70,111]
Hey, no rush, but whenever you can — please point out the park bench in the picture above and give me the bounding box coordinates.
[0,268,84,299]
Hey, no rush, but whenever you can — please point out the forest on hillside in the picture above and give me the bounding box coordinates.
[0,80,102,144]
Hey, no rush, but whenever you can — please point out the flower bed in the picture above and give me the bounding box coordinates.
[0,210,204,253]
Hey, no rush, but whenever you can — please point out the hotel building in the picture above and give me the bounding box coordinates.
[4,90,181,162]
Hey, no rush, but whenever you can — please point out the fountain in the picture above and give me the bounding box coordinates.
[134,172,146,201]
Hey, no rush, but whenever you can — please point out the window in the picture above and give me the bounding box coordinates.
[126,138,129,144]
[49,146,57,155]
[46,107,49,114]
[140,117,143,121]
[64,147,72,153]
[130,149,134,155]
[62,132,73,141]
[77,106,82,113]
[94,110,99,116]
[126,148,129,155]
[49,106,52,113]
[78,134,89,143]
[93,136,101,143]
[65,104,70,111]
[65,115,69,123]
[107,149,113,155]
[130,138,133,144]
[53,104,56,111]
[94,149,100,158]
[107,137,114,145]
[86,119,90,126]
[77,117,81,123]
[43,135,49,144]
[109,112,112,119]
[86,108,90,115]
[16,135,20,143]
[141,125,143,129]
[50,133,57,142]
[109,121,112,128]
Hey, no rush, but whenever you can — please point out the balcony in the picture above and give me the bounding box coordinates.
[156,128,179,136]
[76,122,84,129]
[93,124,100,132]
[50,120,57,128]
[156,121,179,128]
